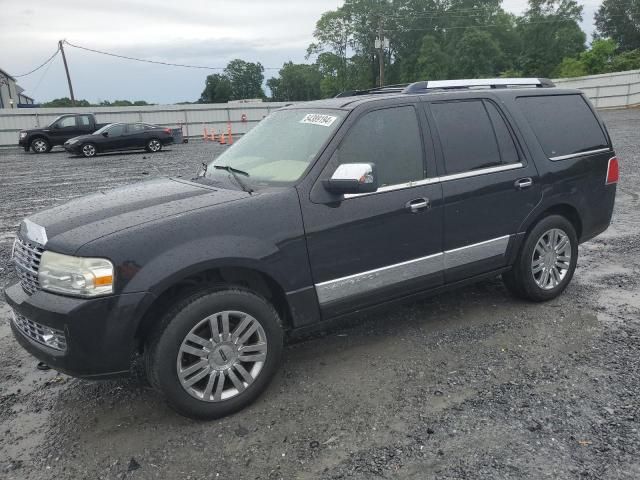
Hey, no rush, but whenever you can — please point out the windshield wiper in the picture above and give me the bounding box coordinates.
[214,165,253,194]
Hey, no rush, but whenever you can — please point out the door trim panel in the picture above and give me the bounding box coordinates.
[315,234,513,304]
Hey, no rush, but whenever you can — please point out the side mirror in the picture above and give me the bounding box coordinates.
[323,163,378,195]
[102,132,109,137]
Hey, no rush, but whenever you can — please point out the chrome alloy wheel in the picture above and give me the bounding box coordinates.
[32,139,48,152]
[148,139,161,152]
[82,144,96,157]
[531,228,572,290]
[177,311,267,402]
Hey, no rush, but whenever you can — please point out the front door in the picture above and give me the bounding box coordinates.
[425,98,542,283]
[300,103,444,318]
[49,116,81,144]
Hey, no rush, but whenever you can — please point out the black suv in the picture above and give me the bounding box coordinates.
[6,78,618,419]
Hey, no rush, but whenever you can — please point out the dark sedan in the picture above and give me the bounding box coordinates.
[64,122,174,157]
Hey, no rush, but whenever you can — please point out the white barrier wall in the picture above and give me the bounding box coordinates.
[0,102,292,147]
[553,69,640,109]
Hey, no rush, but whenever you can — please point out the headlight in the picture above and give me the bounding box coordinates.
[19,132,27,138]
[38,251,114,297]
[67,138,78,145]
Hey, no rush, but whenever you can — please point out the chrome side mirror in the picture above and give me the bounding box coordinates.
[323,163,378,195]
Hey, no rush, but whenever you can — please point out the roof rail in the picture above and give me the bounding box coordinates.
[403,78,555,94]
[335,84,409,98]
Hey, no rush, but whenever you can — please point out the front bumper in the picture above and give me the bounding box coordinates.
[5,282,155,378]
[64,143,82,154]
[18,136,28,148]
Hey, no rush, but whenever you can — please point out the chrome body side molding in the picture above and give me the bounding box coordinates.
[549,148,610,161]
[315,235,513,304]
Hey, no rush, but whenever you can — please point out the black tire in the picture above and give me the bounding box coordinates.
[30,137,51,153]
[81,143,97,158]
[503,215,578,302]
[145,287,284,419]
[145,138,162,153]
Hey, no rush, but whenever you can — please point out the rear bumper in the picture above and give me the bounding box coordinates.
[4,282,155,378]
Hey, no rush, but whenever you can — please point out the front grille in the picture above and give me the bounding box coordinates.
[12,237,44,295]
[11,310,67,352]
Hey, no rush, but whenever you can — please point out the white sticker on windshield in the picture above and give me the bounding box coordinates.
[300,113,337,127]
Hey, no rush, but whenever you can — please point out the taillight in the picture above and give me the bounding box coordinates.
[164,128,171,135]
[606,156,619,185]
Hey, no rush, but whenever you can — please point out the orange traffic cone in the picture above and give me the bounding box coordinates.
[203,127,209,141]
[219,132,226,145]
[226,123,233,145]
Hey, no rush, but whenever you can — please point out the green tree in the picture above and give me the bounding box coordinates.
[609,48,640,70]
[517,0,586,77]
[580,38,617,74]
[555,57,588,77]
[41,97,91,107]
[453,29,503,78]
[413,35,449,81]
[267,62,322,101]
[199,73,232,103]
[224,59,265,100]
[595,0,640,52]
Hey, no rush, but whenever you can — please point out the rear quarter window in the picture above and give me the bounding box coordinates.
[516,94,608,159]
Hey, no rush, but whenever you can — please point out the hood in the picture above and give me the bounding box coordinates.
[22,178,249,253]
[64,133,99,143]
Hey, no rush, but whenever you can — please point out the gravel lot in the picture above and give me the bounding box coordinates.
[1,109,639,480]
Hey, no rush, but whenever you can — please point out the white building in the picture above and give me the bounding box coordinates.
[0,68,35,109]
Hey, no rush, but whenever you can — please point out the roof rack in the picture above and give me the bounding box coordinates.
[334,84,409,98]
[403,78,555,94]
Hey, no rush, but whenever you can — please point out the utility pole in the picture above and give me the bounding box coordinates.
[377,18,385,88]
[58,40,76,106]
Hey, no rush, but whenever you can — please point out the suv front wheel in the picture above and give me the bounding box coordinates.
[503,215,578,302]
[145,287,284,419]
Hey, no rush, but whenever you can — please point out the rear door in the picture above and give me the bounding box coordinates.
[301,102,444,318]
[123,123,147,149]
[77,114,96,135]
[425,98,542,282]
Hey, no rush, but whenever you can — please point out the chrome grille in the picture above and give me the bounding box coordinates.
[11,310,67,352]
[12,237,44,295]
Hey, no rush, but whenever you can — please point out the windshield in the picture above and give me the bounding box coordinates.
[93,123,115,134]
[47,115,64,127]
[205,109,346,186]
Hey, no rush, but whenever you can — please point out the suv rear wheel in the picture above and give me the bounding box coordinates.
[145,287,284,419]
[503,215,578,302]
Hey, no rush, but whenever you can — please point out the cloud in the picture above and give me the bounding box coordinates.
[1,0,598,103]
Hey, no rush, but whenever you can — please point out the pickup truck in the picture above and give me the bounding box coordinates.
[18,113,108,153]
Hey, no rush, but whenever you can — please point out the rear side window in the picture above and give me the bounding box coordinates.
[430,100,504,174]
[337,106,424,187]
[78,115,91,127]
[516,95,608,159]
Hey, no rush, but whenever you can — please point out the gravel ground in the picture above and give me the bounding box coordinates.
[1,109,639,480]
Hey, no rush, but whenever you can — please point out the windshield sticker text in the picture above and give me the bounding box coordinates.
[300,114,337,127]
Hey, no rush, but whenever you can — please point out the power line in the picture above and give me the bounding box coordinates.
[30,50,59,96]
[12,48,60,78]
[63,40,281,70]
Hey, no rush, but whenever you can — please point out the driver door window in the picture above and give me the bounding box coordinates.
[107,124,125,137]
[336,106,425,188]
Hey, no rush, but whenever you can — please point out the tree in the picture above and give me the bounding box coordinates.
[609,48,640,70]
[595,0,640,52]
[517,0,586,77]
[555,57,588,77]
[579,38,617,74]
[267,62,322,101]
[224,59,265,100]
[452,29,503,78]
[414,35,449,81]
[41,97,91,107]
[200,73,232,103]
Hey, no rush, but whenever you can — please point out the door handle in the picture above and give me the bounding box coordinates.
[406,197,430,213]
[514,177,533,190]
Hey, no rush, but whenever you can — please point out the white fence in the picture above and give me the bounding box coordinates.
[1,69,639,147]
[553,69,640,109]
[0,102,291,147]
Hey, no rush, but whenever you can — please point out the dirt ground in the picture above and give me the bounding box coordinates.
[1,109,639,480]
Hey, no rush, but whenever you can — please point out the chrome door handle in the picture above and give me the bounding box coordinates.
[406,198,430,213]
[514,178,533,190]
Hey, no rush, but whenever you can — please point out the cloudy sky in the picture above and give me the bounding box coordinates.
[1,0,601,104]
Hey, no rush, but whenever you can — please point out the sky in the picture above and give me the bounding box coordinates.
[1,0,602,104]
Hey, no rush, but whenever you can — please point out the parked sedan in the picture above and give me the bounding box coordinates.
[64,122,174,158]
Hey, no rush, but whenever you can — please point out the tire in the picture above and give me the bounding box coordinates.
[30,138,50,153]
[503,215,578,302]
[145,138,162,153]
[81,143,97,158]
[145,287,284,419]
